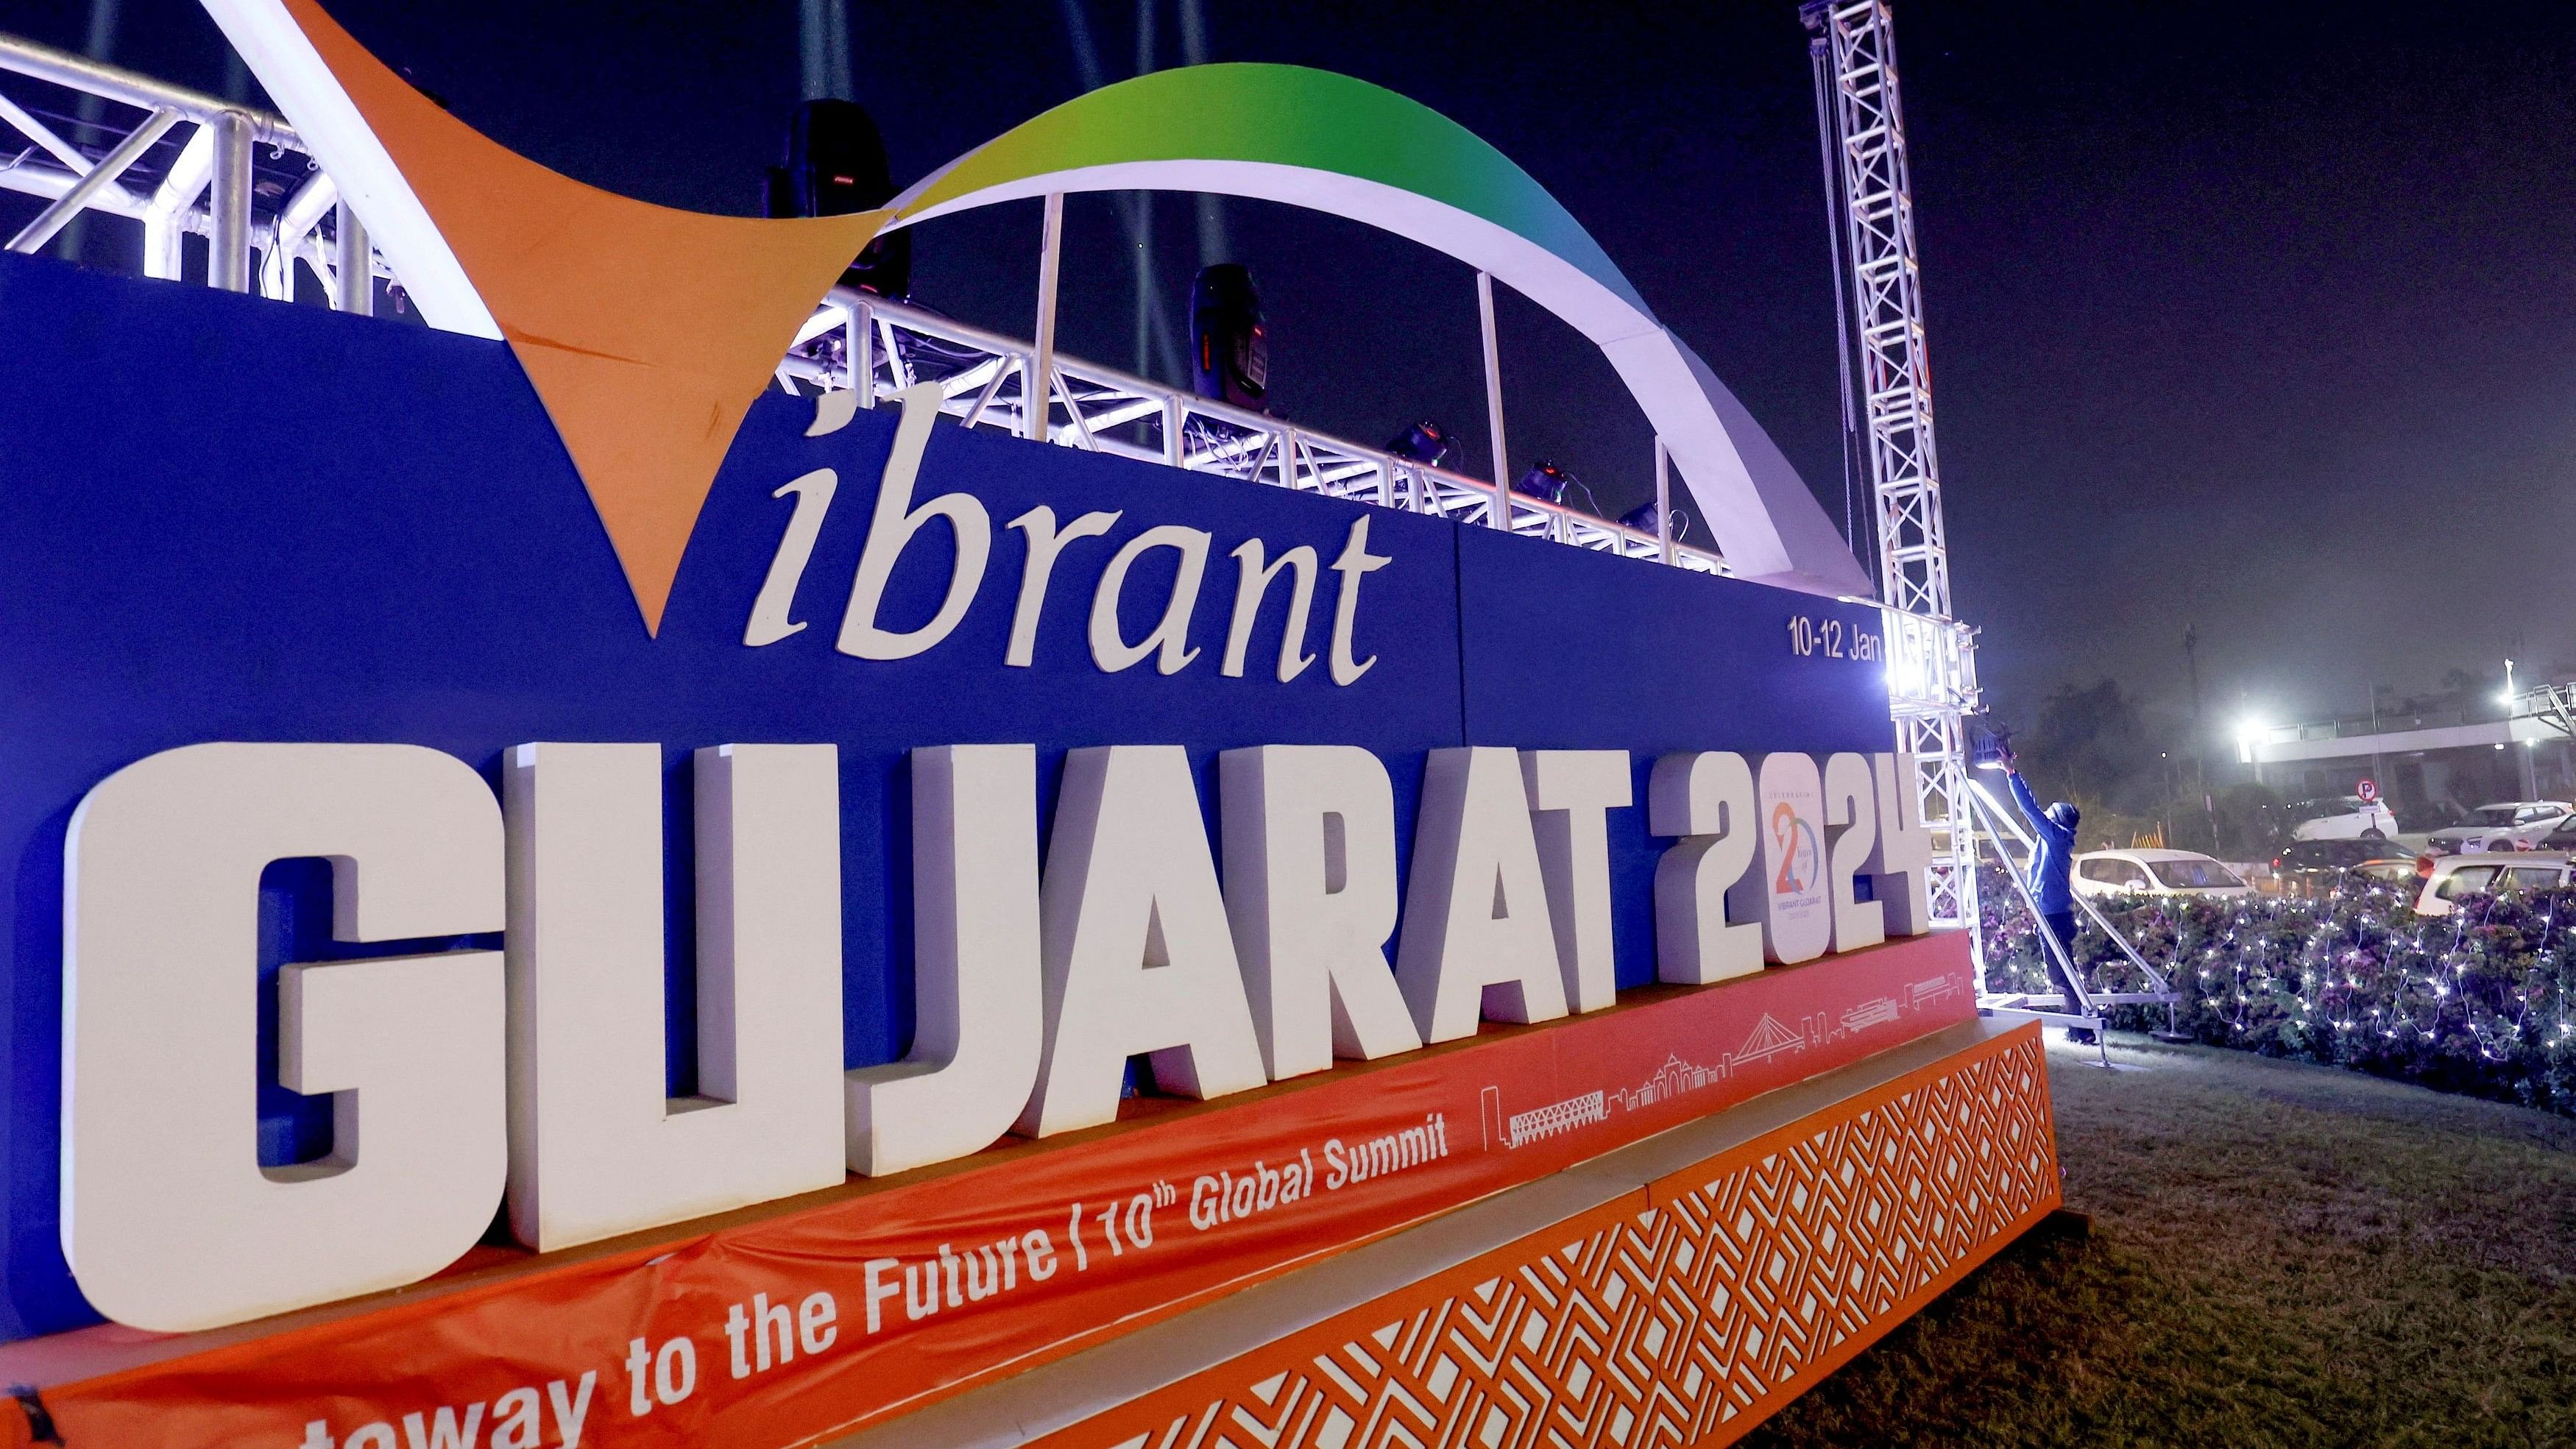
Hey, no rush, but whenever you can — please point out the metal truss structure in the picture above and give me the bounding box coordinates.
[2519,683,2576,742]
[0,33,384,312]
[1806,0,1984,943]
[776,288,1725,564]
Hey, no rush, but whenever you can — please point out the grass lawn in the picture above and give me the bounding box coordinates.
[1743,1033,2576,1448]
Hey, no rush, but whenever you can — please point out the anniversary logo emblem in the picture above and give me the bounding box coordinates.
[0,2,2059,1445]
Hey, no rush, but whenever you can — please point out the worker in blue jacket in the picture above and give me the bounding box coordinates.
[2000,745,2094,1044]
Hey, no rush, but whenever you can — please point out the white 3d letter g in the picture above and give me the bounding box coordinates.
[61,743,506,1332]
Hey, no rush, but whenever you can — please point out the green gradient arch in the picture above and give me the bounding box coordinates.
[889,63,1869,598]
[899,65,1647,317]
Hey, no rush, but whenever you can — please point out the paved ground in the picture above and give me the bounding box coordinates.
[1741,1032,2576,1448]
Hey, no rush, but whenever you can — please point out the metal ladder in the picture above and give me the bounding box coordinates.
[1964,779,2187,1061]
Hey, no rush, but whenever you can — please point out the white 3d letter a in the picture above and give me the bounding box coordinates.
[1021,746,1267,1136]
[1394,746,1567,1043]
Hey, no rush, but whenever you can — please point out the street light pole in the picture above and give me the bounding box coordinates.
[2185,623,2218,849]
[2368,682,2385,798]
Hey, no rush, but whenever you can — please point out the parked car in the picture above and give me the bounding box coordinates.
[2287,795,2399,840]
[2072,849,2256,900]
[2413,851,2572,917]
[2414,799,2474,832]
[2273,837,2421,900]
[2424,801,2573,856]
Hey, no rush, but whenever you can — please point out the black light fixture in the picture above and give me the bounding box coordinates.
[1385,419,1455,469]
[1514,459,1574,503]
[768,99,911,300]
[1967,716,2015,771]
[1190,263,1269,411]
[1619,497,1691,541]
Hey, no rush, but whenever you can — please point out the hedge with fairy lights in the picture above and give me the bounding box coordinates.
[1977,866,2576,1114]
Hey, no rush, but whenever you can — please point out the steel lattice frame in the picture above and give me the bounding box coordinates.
[777,289,1733,566]
[0,32,383,305]
[4,24,1995,887]
[1811,0,1983,937]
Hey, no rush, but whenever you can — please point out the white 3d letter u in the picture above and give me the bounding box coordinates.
[503,743,846,1250]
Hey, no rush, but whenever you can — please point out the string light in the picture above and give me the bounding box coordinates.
[1978,867,2576,1115]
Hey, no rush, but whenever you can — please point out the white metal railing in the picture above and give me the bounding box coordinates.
[0,30,383,311]
[2251,684,2576,750]
[2527,684,2576,740]
[780,288,1730,569]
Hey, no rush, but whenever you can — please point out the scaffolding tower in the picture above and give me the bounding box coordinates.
[1805,0,1984,942]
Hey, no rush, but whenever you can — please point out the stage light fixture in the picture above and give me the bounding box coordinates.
[1514,460,1572,503]
[1618,497,1691,542]
[1191,263,1270,413]
[1386,420,1456,470]
[1966,718,2014,771]
[2234,718,2269,765]
[769,99,911,300]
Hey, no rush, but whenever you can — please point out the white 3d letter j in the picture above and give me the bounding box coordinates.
[848,745,1044,1175]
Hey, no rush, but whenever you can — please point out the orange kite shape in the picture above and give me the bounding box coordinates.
[281,0,884,633]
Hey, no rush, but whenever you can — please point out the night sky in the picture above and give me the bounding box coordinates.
[16,1,2576,742]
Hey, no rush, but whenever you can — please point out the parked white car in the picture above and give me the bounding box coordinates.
[2425,801,2573,856]
[2413,851,2572,917]
[2287,795,2399,841]
[2071,849,2257,900]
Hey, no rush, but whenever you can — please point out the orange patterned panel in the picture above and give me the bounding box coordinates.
[1045,1025,2057,1449]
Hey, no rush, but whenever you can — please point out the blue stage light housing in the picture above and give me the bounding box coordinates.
[1619,498,1692,541]
[1386,420,1456,469]
[1515,460,1572,503]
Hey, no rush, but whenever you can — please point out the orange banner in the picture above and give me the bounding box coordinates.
[23,935,1970,1449]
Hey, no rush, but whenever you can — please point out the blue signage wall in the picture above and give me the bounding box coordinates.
[0,252,1889,1339]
